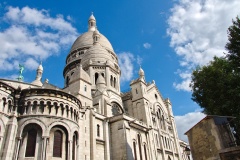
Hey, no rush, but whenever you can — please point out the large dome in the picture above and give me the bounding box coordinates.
[70,31,114,53]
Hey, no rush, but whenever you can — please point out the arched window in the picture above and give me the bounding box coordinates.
[113,77,116,88]
[72,134,76,160]
[53,130,63,157]
[97,124,100,137]
[155,94,158,100]
[25,129,37,157]
[110,75,113,86]
[138,134,143,160]
[66,76,70,86]
[111,102,122,116]
[2,97,6,112]
[161,115,166,130]
[95,73,99,84]
[133,141,137,160]
[101,73,104,77]
[155,134,159,147]
[144,144,148,160]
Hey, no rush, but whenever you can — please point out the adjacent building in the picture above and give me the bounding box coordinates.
[0,14,189,160]
[185,115,240,160]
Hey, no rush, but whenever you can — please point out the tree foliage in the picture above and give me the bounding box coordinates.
[190,17,240,142]
[226,16,240,69]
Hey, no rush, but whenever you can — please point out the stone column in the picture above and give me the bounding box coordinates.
[145,132,153,160]
[14,137,22,160]
[103,119,110,160]
[41,136,48,160]
[0,112,18,160]
[90,109,96,160]
[105,65,110,87]
[68,140,73,160]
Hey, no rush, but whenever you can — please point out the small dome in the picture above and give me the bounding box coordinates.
[89,13,96,21]
[38,63,43,71]
[139,67,144,76]
[93,29,100,36]
[96,74,106,85]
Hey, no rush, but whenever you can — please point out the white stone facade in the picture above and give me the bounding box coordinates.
[0,13,188,160]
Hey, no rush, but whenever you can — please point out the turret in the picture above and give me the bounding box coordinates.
[31,63,43,86]
[88,12,96,31]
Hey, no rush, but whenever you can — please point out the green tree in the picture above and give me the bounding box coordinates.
[190,17,240,143]
[226,16,240,69]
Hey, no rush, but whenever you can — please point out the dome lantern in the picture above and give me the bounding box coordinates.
[88,12,96,31]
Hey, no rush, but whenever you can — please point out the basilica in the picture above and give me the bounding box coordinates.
[0,14,189,160]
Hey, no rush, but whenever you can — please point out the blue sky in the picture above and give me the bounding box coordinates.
[0,0,240,141]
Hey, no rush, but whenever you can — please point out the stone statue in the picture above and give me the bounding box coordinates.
[17,64,24,81]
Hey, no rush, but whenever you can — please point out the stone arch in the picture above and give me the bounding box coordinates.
[49,124,69,159]
[111,101,124,116]
[47,121,71,138]
[137,133,143,160]
[70,126,79,138]
[18,123,43,159]
[95,72,99,84]
[132,139,138,160]
[72,130,78,160]
[17,118,46,137]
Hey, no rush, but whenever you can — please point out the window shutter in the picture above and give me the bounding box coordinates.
[53,130,62,157]
[25,129,37,157]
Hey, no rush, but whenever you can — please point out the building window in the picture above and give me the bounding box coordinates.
[72,134,76,160]
[110,75,113,86]
[97,124,100,137]
[144,144,148,160]
[138,134,143,160]
[155,94,158,100]
[133,141,137,160]
[95,73,99,84]
[114,77,116,88]
[136,89,138,94]
[25,129,37,157]
[53,130,63,157]
[156,134,159,147]
[66,76,70,86]
[84,85,87,92]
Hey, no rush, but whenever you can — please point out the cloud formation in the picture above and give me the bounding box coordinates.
[0,6,78,71]
[175,111,205,142]
[143,43,151,49]
[167,0,240,91]
[118,52,135,83]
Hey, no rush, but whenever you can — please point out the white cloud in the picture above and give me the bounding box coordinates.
[118,52,135,83]
[173,70,192,91]
[143,42,151,49]
[137,55,143,66]
[167,0,240,91]
[175,111,205,142]
[0,6,78,71]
